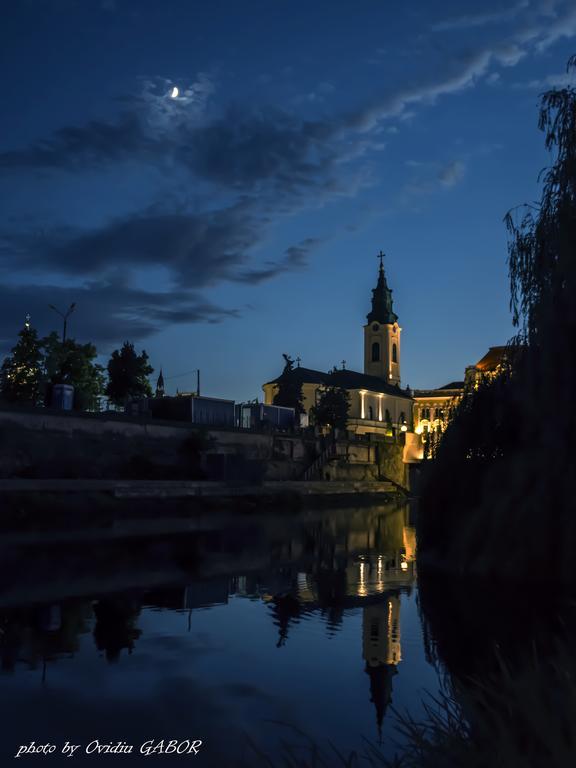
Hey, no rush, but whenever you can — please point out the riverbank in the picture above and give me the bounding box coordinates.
[0,478,406,535]
[0,478,398,498]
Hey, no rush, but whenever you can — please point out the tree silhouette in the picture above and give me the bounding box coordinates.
[42,332,105,410]
[310,383,350,429]
[420,56,576,580]
[273,354,304,415]
[0,320,43,404]
[106,342,153,407]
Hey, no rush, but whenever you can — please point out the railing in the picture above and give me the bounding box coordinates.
[301,442,336,481]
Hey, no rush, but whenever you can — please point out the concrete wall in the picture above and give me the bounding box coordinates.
[0,406,406,486]
[0,406,311,482]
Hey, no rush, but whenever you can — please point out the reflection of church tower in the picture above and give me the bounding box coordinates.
[363,595,401,667]
[362,595,402,736]
[364,253,401,386]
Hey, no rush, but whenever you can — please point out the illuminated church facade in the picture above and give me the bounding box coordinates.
[262,254,414,437]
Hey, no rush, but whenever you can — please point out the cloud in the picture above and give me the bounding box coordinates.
[0,74,214,173]
[438,160,466,188]
[0,114,146,171]
[1,199,263,287]
[402,159,467,199]
[235,237,322,284]
[0,280,238,352]
[522,69,576,89]
[431,1,530,32]
[533,5,576,50]
[0,200,321,349]
[1,201,322,298]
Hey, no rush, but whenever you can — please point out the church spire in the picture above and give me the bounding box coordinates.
[155,369,165,398]
[367,251,398,325]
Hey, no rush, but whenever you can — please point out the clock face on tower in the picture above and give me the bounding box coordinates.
[372,324,379,331]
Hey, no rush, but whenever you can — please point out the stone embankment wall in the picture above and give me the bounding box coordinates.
[0,406,311,482]
[321,438,407,488]
[0,406,407,487]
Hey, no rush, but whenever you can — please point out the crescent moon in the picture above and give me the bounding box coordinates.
[170,86,179,99]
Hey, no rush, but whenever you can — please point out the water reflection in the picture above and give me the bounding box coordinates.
[0,503,432,764]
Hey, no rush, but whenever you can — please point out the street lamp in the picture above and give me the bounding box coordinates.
[48,302,76,342]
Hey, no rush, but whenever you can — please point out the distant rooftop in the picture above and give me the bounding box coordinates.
[474,346,509,371]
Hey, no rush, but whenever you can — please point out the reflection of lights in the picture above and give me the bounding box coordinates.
[415,425,423,435]
[358,561,368,597]
[400,561,408,571]
[376,555,384,591]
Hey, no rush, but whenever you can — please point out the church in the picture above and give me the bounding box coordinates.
[262,254,414,437]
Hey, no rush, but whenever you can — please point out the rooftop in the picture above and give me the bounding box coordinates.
[265,366,413,400]
[474,346,509,372]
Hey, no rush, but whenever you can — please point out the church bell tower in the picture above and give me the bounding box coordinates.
[364,252,401,385]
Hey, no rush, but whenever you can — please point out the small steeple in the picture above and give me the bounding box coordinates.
[367,251,398,325]
[155,368,165,398]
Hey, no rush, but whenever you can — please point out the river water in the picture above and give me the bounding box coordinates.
[0,502,444,765]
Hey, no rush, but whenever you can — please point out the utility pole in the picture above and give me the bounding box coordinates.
[48,302,76,342]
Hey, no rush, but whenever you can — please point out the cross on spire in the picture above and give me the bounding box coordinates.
[377,250,385,270]
[295,356,301,368]
[341,360,346,370]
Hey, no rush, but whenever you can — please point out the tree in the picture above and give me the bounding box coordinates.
[273,354,304,415]
[106,342,153,407]
[42,332,105,410]
[0,319,43,404]
[419,58,576,580]
[506,54,576,411]
[310,384,350,430]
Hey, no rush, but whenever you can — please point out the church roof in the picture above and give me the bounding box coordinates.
[367,261,398,325]
[265,366,413,400]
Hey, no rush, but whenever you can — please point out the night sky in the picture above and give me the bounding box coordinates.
[2,0,575,400]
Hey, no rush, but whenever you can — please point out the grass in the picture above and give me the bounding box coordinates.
[240,642,576,767]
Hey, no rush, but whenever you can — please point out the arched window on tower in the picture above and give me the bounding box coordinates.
[392,343,398,363]
[371,342,380,362]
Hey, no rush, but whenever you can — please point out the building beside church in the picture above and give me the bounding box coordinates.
[412,346,511,436]
[262,256,413,437]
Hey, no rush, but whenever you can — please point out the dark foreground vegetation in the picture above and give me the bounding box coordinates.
[418,57,576,583]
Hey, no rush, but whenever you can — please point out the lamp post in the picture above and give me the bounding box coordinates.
[48,302,76,343]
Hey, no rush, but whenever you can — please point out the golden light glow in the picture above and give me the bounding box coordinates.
[358,560,368,597]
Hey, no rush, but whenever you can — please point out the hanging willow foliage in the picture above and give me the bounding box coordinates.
[505,55,576,350]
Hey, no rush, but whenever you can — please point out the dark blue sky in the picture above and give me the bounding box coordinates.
[1,0,575,399]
